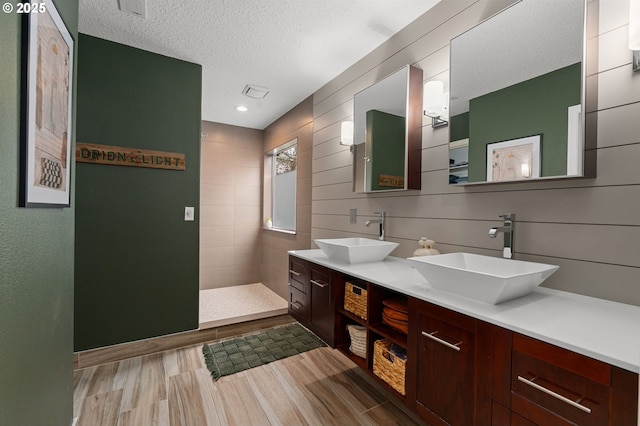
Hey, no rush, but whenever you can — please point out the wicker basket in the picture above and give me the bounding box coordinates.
[373,339,406,395]
[344,281,367,320]
[346,324,367,358]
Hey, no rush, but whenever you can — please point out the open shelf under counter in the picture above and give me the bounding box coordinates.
[337,344,367,370]
[369,322,408,349]
[337,306,367,326]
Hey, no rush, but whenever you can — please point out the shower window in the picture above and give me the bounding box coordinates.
[264,138,297,233]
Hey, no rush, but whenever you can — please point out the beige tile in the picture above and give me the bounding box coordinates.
[199,267,234,290]
[199,205,234,227]
[201,141,235,162]
[296,205,312,235]
[232,265,262,285]
[233,226,261,247]
[200,247,234,268]
[200,226,233,249]
[234,166,261,187]
[297,177,312,207]
[234,184,261,207]
[201,122,237,146]
[234,205,261,227]
[230,126,263,150]
[232,244,261,266]
[200,183,234,206]
[297,148,312,180]
[233,146,263,168]
[200,162,234,186]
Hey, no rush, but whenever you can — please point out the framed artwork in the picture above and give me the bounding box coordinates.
[19,0,74,207]
[486,135,541,182]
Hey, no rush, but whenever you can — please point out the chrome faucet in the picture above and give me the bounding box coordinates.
[365,211,386,241]
[489,213,515,259]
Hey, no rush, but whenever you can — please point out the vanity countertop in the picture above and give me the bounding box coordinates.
[289,249,640,374]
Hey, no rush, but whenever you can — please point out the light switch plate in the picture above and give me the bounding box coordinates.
[184,206,195,221]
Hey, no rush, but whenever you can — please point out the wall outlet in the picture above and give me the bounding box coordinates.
[349,208,357,224]
[184,206,195,221]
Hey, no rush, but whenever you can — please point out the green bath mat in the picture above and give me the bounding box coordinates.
[202,323,326,380]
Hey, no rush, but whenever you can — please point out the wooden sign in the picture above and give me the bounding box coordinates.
[378,174,404,188]
[76,143,185,171]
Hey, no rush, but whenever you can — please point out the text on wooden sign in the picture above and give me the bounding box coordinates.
[76,143,185,171]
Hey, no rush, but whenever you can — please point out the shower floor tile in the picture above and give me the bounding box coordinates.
[199,283,288,329]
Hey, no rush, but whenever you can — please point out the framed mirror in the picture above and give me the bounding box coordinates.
[448,0,593,185]
[352,65,423,193]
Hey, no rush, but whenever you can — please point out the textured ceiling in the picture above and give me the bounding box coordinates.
[78,0,440,130]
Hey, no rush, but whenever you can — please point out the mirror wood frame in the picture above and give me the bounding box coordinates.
[352,65,423,193]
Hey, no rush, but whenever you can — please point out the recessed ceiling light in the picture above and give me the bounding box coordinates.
[235,106,248,112]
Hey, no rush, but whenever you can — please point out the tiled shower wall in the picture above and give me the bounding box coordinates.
[311,0,640,306]
[200,121,263,289]
[262,97,314,300]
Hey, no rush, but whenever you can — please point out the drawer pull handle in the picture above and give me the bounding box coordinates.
[421,331,461,352]
[291,302,303,310]
[517,376,592,414]
[310,279,328,288]
[289,269,301,277]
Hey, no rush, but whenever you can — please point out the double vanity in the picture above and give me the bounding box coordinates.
[288,240,640,425]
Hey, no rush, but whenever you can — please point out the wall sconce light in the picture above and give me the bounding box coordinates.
[521,162,531,178]
[340,121,354,151]
[423,81,449,128]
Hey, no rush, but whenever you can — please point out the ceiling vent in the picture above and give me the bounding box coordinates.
[242,84,270,99]
[118,0,146,18]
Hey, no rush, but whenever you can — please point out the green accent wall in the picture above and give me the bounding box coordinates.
[449,112,470,142]
[467,63,581,182]
[74,35,202,351]
[367,110,406,190]
[0,1,77,424]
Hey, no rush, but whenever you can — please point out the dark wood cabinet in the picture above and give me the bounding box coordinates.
[308,263,334,346]
[288,254,639,425]
[288,257,309,323]
[411,299,495,426]
[510,334,638,426]
[288,257,336,346]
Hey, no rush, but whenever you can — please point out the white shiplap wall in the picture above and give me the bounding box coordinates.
[311,0,640,306]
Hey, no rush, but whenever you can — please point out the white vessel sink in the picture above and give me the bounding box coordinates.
[314,238,398,264]
[408,253,559,304]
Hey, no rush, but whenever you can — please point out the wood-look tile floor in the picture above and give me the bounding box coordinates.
[73,342,425,425]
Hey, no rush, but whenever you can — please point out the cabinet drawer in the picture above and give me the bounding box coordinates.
[511,334,610,426]
[289,257,308,292]
[289,285,307,319]
[310,265,331,289]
